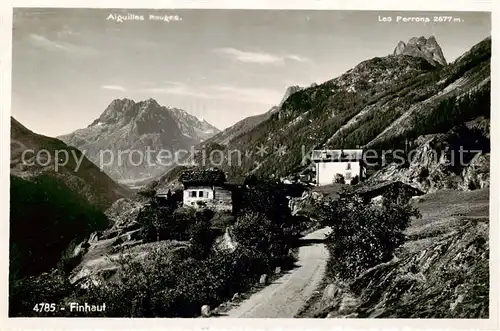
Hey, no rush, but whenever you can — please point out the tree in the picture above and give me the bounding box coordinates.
[318,190,421,280]
[334,173,345,184]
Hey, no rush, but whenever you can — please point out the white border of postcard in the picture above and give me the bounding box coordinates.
[0,0,498,330]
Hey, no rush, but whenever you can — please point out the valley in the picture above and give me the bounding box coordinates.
[9,31,491,319]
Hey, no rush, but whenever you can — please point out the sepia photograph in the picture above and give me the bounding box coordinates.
[5,3,495,323]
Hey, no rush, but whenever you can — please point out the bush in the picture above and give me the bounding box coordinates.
[9,269,75,317]
[418,167,430,182]
[137,202,215,243]
[318,190,421,280]
[334,174,345,184]
[78,244,280,317]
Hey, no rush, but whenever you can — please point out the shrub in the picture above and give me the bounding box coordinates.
[9,269,75,317]
[334,174,346,184]
[418,167,430,182]
[137,203,214,242]
[78,244,279,317]
[318,190,421,280]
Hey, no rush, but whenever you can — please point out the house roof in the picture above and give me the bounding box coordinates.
[179,167,226,185]
[352,180,424,196]
[311,149,363,162]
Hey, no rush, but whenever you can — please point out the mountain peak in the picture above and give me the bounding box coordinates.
[279,85,303,107]
[141,98,160,106]
[393,35,447,66]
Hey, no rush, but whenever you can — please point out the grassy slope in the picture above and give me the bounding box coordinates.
[10,118,131,278]
[10,175,110,278]
[11,117,130,209]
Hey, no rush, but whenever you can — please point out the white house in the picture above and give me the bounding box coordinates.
[183,185,233,211]
[311,149,365,186]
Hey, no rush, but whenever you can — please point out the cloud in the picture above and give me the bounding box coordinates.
[141,81,212,99]
[140,82,282,105]
[285,54,311,63]
[28,34,96,55]
[213,47,311,65]
[101,85,127,91]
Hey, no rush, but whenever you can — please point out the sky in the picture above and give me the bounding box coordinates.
[11,9,491,137]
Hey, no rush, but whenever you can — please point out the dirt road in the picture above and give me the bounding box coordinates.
[223,227,330,318]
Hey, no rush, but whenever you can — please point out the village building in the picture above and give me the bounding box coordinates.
[311,149,365,186]
[350,180,424,205]
[179,168,234,212]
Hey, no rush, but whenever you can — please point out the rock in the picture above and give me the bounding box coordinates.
[459,153,490,190]
[72,241,85,258]
[88,231,100,243]
[200,305,211,317]
[338,294,360,314]
[393,35,447,66]
[322,284,338,301]
[342,313,359,318]
[214,227,239,253]
[259,274,268,285]
[450,294,465,312]
[125,229,142,241]
[232,293,240,301]
[274,267,282,274]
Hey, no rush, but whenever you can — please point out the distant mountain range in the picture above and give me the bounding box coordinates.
[58,98,219,182]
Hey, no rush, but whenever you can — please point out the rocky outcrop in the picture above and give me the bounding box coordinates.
[369,125,490,193]
[214,227,239,253]
[278,85,304,108]
[459,153,490,190]
[105,198,144,229]
[393,36,447,66]
[311,217,488,318]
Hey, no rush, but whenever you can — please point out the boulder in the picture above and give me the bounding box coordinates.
[338,294,360,314]
[232,293,240,301]
[259,274,268,285]
[88,231,100,243]
[459,153,490,190]
[322,283,338,302]
[200,305,211,317]
[72,241,86,258]
[274,267,282,274]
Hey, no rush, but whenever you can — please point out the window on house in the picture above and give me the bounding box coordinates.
[198,191,204,197]
[190,191,196,198]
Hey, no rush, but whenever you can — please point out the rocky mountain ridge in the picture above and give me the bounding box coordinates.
[393,35,447,67]
[152,36,490,193]
[59,98,219,183]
